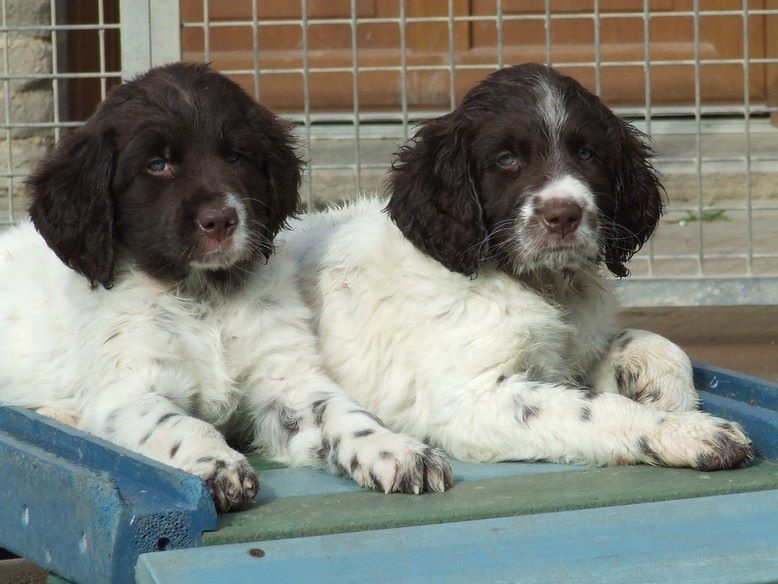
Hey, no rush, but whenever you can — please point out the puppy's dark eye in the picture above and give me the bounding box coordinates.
[225,151,242,164]
[577,147,594,161]
[147,159,170,174]
[497,152,518,168]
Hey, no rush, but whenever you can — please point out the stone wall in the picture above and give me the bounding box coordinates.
[0,0,54,222]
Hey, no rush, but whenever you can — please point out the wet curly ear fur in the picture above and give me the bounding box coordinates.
[386,112,487,276]
[604,117,664,278]
[27,124,117,289]
[248,104,302,257]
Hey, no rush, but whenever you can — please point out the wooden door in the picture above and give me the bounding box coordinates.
[63,0,121,122]
[469,0,773,107]
[178,1,777,114]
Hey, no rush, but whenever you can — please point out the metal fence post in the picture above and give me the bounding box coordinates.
[120,0,181,81]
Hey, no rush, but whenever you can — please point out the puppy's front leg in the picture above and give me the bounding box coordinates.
[249,370,453,493]
[239,277,453,492]
[591,329,699,412]
[429,377,752,470]
[312,388,453,493]
[80,391,257,512]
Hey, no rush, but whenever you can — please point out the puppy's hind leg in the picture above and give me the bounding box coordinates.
[591,329,699,413]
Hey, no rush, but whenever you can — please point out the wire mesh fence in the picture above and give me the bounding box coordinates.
[1,0,777,304]
[0,0,120,224]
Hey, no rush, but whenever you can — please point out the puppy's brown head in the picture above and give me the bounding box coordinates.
[28,63,301,289]
[387,63,663,278]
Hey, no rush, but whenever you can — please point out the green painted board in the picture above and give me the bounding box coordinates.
[206,458,778,546]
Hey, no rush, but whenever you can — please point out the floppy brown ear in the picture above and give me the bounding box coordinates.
[386,112,487,276]
[247,104,302,257]
[603,118,664,277]
[27,123,117,289]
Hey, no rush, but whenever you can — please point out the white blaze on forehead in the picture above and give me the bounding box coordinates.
[534,77,567,145]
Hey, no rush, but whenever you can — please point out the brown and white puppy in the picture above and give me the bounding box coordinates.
[0,63,452,513]
[279,64,753,470]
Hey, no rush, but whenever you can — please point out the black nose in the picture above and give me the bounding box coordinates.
[538,198,583,238]
[195,205,239,241]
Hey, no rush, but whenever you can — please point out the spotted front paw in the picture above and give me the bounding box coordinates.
[323,431,453,494]
[690,420,754,471]
[191,454,259,512]
[639,412,753,471]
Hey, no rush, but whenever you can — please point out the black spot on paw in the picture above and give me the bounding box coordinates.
[354,428,375,438]
[170,441,181,459]
[396,458,424,493]
[579,406,592,421]
[421,447,455,492]
[350,455,360,473]
[369,470,384,492]
[205,460,259,513]
[694,429,754,471]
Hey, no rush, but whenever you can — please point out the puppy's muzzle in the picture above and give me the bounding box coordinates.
[196,204,239,243]
[536,197,583,239]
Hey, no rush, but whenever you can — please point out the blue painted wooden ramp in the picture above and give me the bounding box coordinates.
[0,407,216,584]
[696,363,778,458]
